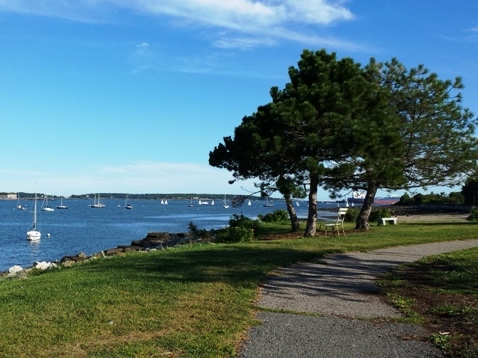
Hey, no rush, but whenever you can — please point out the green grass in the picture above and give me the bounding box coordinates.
[1,221,478,357]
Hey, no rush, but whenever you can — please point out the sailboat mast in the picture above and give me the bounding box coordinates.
[33,192,37,230]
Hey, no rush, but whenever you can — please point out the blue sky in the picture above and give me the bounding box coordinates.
[1,1,477,198]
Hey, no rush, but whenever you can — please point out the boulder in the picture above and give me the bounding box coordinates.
[104,248,126,256]
[33,261,53,270]
[90,251,106,259]
[61,252,88,264]
[8,265,23,274]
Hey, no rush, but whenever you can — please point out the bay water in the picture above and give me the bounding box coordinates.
[0,198,339,272]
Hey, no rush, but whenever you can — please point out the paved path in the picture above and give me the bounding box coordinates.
[240,239,478,358]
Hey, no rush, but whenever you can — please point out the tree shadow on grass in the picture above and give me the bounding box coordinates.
[74,244,336,288]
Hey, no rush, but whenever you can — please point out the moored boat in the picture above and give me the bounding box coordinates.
[26,193,41,241]
[90,194,106,208]
[56,197,69,209]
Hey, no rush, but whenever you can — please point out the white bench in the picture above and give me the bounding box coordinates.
[378,217,398,226]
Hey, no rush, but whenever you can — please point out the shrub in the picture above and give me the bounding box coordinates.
[369,208,393,222]
[229,214,261,232]
[188,221,210,240]
[344,208,392,223]
[213,226,255,243]
[344,208,359,222]
[467,207,478,221]
[258,209,289,223]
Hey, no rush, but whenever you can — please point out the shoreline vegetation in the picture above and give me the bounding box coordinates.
[0,205,476,356]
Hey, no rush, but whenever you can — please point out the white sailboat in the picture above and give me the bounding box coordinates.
[90,193,106,208]
[16,193,27,210]
[26,193,41,241]
[223,195,229,209]
[56,196,69,209]
[41,195,55,212]
[188,197,195,207]
[262,196,274,207]
[124,194,133,209]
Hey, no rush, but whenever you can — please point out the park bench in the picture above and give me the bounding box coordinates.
[378,217,398,226]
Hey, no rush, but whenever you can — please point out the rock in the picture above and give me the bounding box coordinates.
[104,248,126,256]
[90,251,106,259]
[8,265,23,274]
[117,245,143,252]
[33,261,53,270]
[61,252,88,263]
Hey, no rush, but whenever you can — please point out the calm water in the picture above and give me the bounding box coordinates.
[0,198,338,272]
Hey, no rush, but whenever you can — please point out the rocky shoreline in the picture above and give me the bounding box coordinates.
[2,231,199,278]
[3,204,472,278]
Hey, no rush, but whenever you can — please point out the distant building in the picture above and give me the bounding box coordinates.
[0,192,17,200]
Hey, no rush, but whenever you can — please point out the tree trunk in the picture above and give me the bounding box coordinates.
[304,175,319,237]
[284,193,300,232]
[355,184,378,230]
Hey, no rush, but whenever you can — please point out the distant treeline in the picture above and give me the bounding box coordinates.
[12,193,267,201]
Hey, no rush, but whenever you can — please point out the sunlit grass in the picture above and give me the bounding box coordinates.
[0,221,477,357]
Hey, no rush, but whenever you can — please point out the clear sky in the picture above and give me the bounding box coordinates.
[1,1,476,198]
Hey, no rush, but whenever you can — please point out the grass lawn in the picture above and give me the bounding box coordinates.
[1,220,477,357]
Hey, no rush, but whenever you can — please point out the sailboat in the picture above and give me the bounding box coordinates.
[56,196,69,209]
[41,195,55,212]
[124,194,133,209]
[262,196,274,208]
[90,193,106,208]
[223,195,229,209]
[26,193,41,241]
[188,197,195,207]
[16,194,27,210]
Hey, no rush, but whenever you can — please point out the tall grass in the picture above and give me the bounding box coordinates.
[1,221,477,357]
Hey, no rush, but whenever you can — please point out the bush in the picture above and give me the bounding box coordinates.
[229,214,261,232]
[188,221,210,240]
[213,226,255,243]
[467,207,478,221]
[344,208,359,222]
[258,209,289,223]
[344,208,392,223]
[369,208,393,222]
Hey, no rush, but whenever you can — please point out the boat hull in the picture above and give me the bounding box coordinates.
[347,197,400,206]
[26,230,41,241]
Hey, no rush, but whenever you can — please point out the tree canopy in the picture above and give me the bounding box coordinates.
[210,49,478,235]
